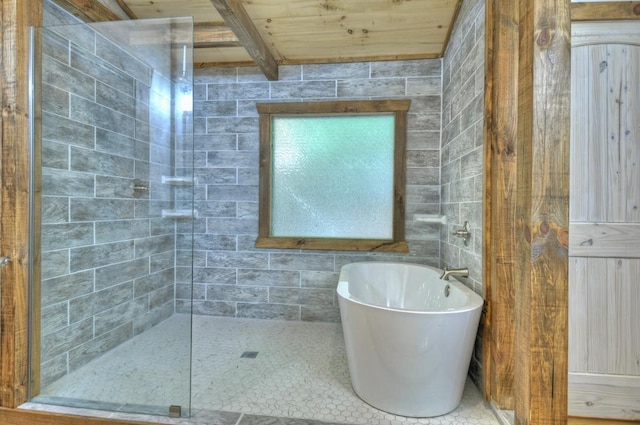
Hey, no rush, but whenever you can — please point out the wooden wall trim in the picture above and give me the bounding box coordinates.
[195,60,257,69]
[195,53,445,69]
[514,0,570,423]
[571,2,640,21]
[52,0,121,22]
[0,0,42,409]
[483,0,519,409]
[0,408,152,425]
[277,52,443,65]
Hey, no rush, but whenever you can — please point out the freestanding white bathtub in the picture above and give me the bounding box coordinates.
[336,262,483,417]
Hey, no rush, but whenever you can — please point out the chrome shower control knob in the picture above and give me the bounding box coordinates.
[452,221,471,246]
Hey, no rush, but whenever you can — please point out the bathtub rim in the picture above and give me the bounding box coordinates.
[336,261,484,315]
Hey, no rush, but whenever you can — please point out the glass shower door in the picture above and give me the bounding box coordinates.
[29,10,194,418]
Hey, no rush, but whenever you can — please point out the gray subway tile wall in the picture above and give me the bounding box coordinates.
[440,0,486,388]
[185,59,443,322]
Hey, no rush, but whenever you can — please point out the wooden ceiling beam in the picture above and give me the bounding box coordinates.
[127,22,241,48]
[113,0,138,19]
[54,1,242,49]
[53,0,121,22]
[209,0,279,80]
[195,22,242,48]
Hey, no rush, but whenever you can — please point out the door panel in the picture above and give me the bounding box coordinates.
[569,28,640,420]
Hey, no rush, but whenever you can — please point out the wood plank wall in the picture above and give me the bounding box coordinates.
[483,3,640,423]
[483,0,519,410]
[514,0,571,423]
[0,0,42,409]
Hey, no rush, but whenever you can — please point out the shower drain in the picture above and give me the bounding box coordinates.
[241,351,259,358]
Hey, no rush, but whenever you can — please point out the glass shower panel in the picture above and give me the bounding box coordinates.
[30,15,194,417]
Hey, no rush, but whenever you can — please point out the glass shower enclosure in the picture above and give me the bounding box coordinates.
[29,11,194,417]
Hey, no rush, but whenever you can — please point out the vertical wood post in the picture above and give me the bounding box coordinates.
[483,0,519,409]
[515,0,570,422]
[1,0,41,408]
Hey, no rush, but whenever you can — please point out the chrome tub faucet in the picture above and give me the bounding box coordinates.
[440,267,469,281]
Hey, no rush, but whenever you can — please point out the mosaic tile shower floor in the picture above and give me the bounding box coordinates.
[28,314,500,425]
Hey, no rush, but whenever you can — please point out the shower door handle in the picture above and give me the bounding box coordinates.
[0,257,9,267]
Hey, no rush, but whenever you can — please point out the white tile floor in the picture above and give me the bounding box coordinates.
[32,314,500,425]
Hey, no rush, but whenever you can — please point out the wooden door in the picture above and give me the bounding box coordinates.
[569,22,640,421]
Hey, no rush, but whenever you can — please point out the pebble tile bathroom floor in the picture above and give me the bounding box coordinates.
[24,314,500,425]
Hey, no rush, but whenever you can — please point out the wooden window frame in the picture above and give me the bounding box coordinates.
[254,99,410,253]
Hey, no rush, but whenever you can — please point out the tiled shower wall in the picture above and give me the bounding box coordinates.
[39,1,179,388]
[176,61,443,322]
[440,0,486,385]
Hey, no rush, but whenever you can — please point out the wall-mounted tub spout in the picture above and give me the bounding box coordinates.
[440,267,469,281]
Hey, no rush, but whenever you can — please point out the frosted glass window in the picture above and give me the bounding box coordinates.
[271,115,394,239]
[256,100,410,252]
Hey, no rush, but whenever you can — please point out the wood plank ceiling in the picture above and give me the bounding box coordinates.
[59,0,462,79]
